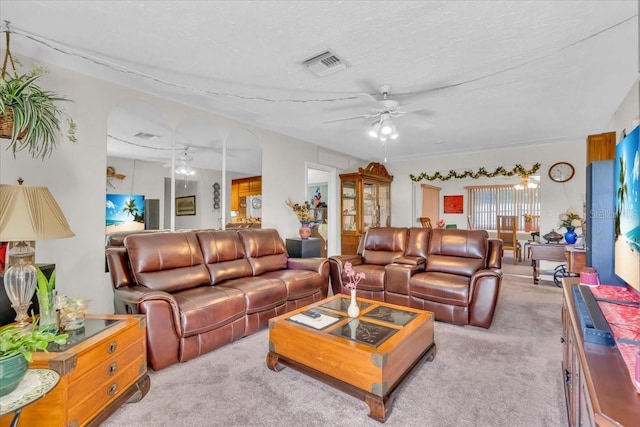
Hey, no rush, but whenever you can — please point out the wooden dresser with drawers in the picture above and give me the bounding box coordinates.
[0,314,150,427]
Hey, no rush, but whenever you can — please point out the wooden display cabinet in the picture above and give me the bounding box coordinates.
[340,162,393,255]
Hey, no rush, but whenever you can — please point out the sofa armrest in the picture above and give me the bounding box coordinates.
[487,239,503,269]
[114,286,183,337]
[286,257,328,273]
[114,286,184,370]
[392,255,426,266]
[385,263,425,295]
[468,268,503,328]
[329,255,364,267]
[328,255,364,295]
[287,257,330,297]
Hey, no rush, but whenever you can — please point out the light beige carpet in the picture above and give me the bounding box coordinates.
[102,266,567,427]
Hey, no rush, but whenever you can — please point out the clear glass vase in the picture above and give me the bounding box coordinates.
[37,290,59,333]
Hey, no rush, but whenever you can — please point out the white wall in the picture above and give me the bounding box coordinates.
[0,57,364,314]
[387,140,587,235]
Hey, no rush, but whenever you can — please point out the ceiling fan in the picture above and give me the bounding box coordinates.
[322,84,431,125]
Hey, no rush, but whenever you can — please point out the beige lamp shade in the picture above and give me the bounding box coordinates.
[0,183,75,242]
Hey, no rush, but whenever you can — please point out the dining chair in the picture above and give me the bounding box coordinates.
[496,215,521,264]
[419,217,432,228]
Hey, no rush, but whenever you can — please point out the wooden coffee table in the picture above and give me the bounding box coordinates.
[267,295,436,422]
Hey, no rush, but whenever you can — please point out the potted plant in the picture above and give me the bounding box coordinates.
[285,198,315,239]
[0,321,67,396]
[0,32,77,159]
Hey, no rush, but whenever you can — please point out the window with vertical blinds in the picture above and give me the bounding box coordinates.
[467,185,540,230]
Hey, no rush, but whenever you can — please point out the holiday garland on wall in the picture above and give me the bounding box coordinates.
[409,163,541,182]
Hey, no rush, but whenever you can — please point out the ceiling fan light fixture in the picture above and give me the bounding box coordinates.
[368,121,381,138]
[514,175,537,190]
[390,129,399,140]
[380,118,393,135]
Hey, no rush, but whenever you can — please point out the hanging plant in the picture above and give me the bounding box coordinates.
[409,163,541,182]
[0,30,77,159]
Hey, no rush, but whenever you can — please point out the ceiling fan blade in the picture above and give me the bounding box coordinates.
[356,93,381,107]
[322,113,375,124]
[398,98,433,114]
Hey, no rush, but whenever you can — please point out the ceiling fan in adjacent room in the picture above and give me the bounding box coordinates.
[322,84,432,142]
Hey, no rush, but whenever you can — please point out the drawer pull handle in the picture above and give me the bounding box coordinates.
[108,362,117,376]
[107,341,118,353]
[108,383,118,396]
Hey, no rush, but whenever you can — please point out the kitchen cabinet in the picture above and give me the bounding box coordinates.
[339,162,393,255]
[231,175,261,217]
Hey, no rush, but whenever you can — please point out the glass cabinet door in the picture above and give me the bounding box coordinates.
[341,179,357,232]
[363,181,377,231]
[378,183,390,227]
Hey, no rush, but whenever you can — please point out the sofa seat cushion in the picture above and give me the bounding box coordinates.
[261,270,322,300]
[409,272,470,307]
[174,286,246,337]
[219,277,287,314]
[346,264,386,292]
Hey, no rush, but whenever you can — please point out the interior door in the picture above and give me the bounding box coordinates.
[421,184,441,225]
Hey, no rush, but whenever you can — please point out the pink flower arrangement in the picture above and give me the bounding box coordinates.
[436,219,445,228]
[343,262,365,290]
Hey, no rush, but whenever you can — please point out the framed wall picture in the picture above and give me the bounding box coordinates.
[106,194,145,233]
[176,195,196,216]
[443,195,464,214]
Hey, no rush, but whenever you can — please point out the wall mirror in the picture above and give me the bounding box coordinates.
[107,99,262,235]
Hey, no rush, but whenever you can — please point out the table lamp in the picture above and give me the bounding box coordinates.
[0,178,75,327]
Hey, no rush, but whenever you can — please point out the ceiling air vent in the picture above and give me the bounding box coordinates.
[301,50,349,77]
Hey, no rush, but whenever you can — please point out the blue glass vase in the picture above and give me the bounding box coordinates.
[564,227,577,244]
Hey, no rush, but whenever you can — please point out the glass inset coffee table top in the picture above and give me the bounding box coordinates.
[284,295,420,347]
[363,305,417,326]
[47,318,121,352]
[320,296,372,312]
[330,318,397,347]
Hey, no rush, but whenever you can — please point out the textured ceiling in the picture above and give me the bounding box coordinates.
[1,1,638,171]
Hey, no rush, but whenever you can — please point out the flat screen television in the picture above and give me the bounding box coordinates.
[614,125,640,293]
[106,194,145,234]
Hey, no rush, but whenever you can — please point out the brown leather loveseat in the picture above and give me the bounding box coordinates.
[106,228,329,370]
[329,227,503,328]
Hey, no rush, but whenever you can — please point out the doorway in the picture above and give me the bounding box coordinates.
[305,162,338,256]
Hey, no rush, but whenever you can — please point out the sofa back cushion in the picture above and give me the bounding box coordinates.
[405,227,431,259]
[238,229,288,275]
[196,230,253,284]
[426,229,488,277]
[125,231,210,292]
[362,227,407,265]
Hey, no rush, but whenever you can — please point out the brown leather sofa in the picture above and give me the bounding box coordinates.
[329,227,503,328]
[106,228,329,370]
